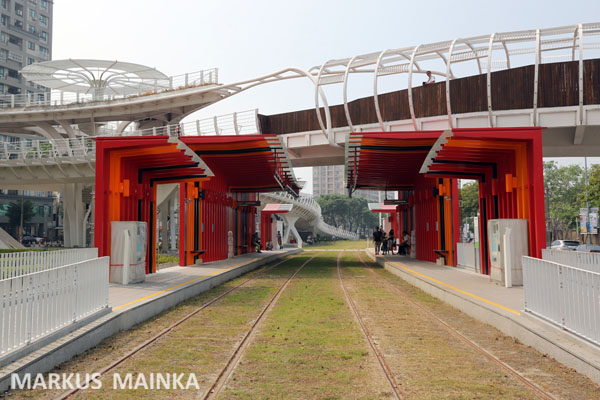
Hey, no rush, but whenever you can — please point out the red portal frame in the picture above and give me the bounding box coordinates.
[346,127,545,272]
[94,135,300,274]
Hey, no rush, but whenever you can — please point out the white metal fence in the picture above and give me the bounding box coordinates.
[0,256,109,355]
[456,242,478,270]
[523,256,600,346]
[0,68,218,109]
[541,249,600,273]
[0,110,260,166]
[0,248,98,280]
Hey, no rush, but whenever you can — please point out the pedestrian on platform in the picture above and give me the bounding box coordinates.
[398,231,410,255]
[381,231,388,255]
[388,228,395,254]
[373,226,382,255]
[251,232,262,253]
[277,231,282,249]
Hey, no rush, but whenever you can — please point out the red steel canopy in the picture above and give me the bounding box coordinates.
[368,203,398,213]
[346,131,441,192]
[183,135,301,196]
[262,203,293,214]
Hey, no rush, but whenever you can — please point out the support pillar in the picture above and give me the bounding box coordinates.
[282,215,302,249]
[63,183,84,247]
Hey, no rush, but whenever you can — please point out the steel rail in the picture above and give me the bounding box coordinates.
[202,254,316,400]
[54,254,301,400]
[336,252,404,400]
[355,252,556,400]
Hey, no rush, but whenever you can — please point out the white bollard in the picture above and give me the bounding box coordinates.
[123,229,131,285]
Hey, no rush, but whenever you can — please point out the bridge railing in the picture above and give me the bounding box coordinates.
[523,256,600,347]
[0,256,109,355]
[0,109,261,165]
[124,109,260,137]
[0,137,96,163]
[0,68,218,110]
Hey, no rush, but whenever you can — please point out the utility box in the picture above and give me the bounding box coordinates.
[488,219,528,286]
[110,221,147,284]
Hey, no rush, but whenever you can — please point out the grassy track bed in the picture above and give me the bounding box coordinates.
[340,252,539,399]
[305,239,367,250]
[6,255,308,400]
[220,252,393,400]
[352,253,600,399]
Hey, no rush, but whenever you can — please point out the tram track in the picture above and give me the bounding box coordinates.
[202,255,315,400]
[337,252,404,400]
[54,254,306,400]
[355,251,556,400]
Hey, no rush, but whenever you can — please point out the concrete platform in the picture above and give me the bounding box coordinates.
[367,249,600,385]
[0,249,299,392]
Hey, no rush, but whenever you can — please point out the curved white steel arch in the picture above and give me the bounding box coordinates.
[0,23,598,142]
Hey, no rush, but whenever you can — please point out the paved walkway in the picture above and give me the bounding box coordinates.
[367,248,600,384]
[110,249,296,311]
[371,250,523,315]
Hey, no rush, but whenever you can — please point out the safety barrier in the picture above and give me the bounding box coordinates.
[0,68,218,109]
[0,248,98,280]
[0,256,109,355]
[0,110,260,166]
[456,242,477,269]
[541,249,600,273]
[523,256,600,346]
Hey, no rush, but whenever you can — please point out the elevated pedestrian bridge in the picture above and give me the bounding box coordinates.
[260,192,358,246]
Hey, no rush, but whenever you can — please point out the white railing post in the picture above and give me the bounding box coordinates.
[196,119,201,136]
[169,77,173,89]
[214,116,219,135]
[152,127,157,136]
[10,94,14,108]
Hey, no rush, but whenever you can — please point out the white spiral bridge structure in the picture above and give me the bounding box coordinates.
[260,192,358,247]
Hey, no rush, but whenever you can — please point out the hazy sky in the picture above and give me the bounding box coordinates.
[52,0,598,192]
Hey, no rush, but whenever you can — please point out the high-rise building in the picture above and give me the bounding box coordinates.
[0,0,53,98]
[312,165,381,202]
[0,0,53,244]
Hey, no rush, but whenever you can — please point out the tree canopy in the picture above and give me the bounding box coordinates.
[317,194,378,236]
[544,161,584,239]
[6,199,35,235]
[578,164,600,208]
[459,181,479,231]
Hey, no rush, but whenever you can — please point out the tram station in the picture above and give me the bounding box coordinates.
[0,15,600,399]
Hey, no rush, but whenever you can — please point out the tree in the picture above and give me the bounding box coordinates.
[5,199,35,236]
[317,194,377,236]
[544,161,584,239]
[459,181,479,231]
[578,164,600,208]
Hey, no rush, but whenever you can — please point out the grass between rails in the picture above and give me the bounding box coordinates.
[340,252,538,399]
[304,239,367,250]
[220,252,393,400]
[355,253,600,400]
[77,255,311,400]
[4,255,307,400]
